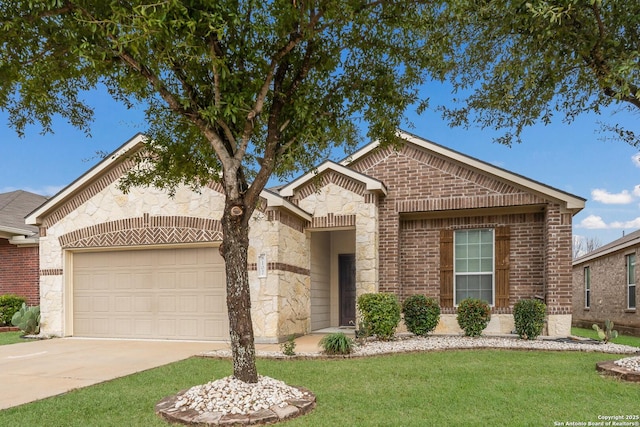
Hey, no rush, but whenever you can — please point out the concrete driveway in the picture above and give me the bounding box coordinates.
[0,338,227,410]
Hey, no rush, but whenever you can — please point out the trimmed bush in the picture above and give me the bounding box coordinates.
[402,295,440,336]
[319,332,354,355]
[0,294,26,326]
[357,293,401,341]
[456,298,491,337]
[514,299,546,340]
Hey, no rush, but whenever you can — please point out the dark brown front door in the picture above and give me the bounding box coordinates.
[339,254,356,326]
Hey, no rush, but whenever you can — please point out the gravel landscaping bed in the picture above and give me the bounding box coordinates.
[174,335,639,424]
[202,334,640,359]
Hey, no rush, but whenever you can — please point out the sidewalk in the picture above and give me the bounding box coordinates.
[255,333,326,353]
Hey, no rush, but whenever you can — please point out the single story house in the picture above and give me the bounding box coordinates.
[572,229,639,336]
[26,131,584,342]
[0,190,48,305]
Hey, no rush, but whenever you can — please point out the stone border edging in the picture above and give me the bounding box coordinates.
[155,386,316,426]
[596,361,640,382]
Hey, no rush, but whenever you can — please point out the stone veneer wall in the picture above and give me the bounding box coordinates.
[38,174,309,341]
[296,179,379,309]
[573,246,640,336]
[248,209,309,342]
[37,181,228,337]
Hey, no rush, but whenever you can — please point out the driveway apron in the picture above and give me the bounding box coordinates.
[0,338,227,410]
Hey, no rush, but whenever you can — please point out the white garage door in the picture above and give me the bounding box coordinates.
[73,246,228,340]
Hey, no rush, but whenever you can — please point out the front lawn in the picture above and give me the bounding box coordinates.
[0,331,23,346]
[572,327,640,347]
[0,350,637,426]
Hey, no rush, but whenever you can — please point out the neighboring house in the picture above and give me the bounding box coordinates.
[572,230,639,336]
[0,190,48,305]
[26,131,584,342]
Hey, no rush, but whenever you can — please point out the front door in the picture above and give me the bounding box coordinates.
[339,254,356,326]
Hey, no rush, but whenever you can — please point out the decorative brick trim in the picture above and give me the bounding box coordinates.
[266,209,307,233]
[41,268,63,276]
[294,171,365,201]
[39,227,47,237]
[402,144,522,195]
[400,212,545,231]
[310,213,356,229]
[347,146,395,171]
[350,144,530,197]
[59,215,223,249]
[43,158,134,228]
[206,180,225,194]
[248,262,310,276]
[364,193,378,205]
[42,153,225,228]
[396,193,546,213]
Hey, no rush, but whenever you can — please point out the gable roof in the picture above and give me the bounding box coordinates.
[0,190,48,238]
[278,160,388,198]
[340,130,586,213]
[573,229,640,265]
[26,133,310,226]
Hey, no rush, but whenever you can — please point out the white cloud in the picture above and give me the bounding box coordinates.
[634,185,640,197]
[578,215,609,229]
[610,217,640,229]
[632,153,640,168]
[577,215,640,230]
[591,188,634,204]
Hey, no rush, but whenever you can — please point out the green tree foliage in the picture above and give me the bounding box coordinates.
[429,0,640,146]
[0,1,449,382]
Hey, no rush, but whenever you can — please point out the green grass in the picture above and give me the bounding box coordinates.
[0,331,24,346]
[0,350,638,426]
[572,326,640,347]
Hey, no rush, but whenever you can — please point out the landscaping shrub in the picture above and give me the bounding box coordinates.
[456,298,491,337]
[319,332,354,355]
[357,293,401,341]
[11,303,40,335]
[0,294,26,326]
[280,335,296,356]
[402,294,440,336]
[514,298,546,340]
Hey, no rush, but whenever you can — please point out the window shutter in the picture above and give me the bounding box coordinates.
[440,229,454,307]
[495,226,511,308]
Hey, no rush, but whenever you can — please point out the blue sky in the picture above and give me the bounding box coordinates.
[0,84,638,247]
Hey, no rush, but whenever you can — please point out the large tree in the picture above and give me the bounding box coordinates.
[428,0,640,146]
[0,1,449,382]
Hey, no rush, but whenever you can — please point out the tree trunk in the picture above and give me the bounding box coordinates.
[220,196,258,383]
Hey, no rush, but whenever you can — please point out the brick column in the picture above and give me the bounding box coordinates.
[544,204,574,336]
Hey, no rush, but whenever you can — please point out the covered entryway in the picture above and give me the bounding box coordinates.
[71,246,228,340]
[310,230,356,330]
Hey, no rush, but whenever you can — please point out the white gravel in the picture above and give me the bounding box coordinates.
[614,356,640,372]
[174,375,309,415]
[203,334,640,359]
[190,335,639,416]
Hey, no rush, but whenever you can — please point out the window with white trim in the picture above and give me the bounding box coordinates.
[627,254,636,310]
[584,266,591,309]
[454,229,494,305]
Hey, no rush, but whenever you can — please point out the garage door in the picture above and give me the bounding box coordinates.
[73,246,228,340]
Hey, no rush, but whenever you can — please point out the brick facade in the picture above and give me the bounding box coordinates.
[573,245,639,336]
[399,213,545,312]
[347,143,574,319]
[0,238,40,305]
